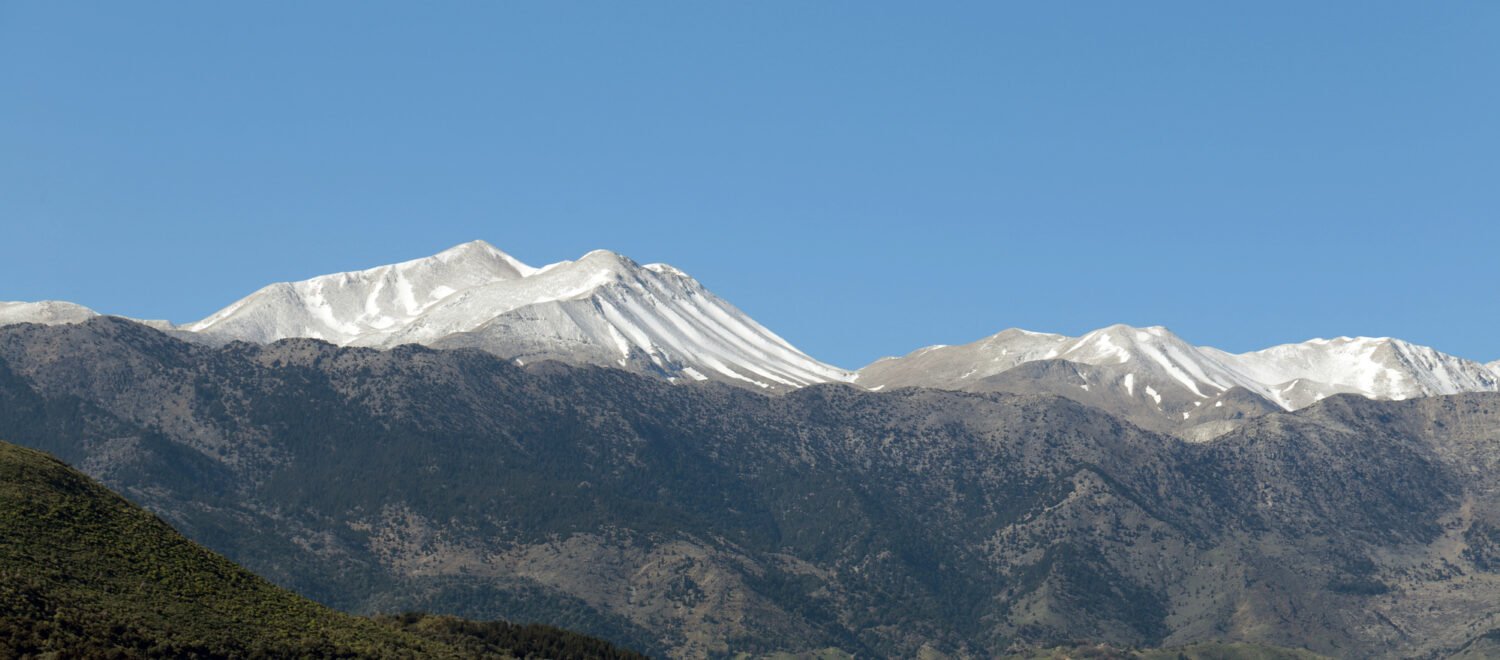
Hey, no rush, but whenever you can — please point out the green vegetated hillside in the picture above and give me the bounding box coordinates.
[4,318,1500,658]
[0,438,645,659]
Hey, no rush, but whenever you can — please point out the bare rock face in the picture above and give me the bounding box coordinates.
[4,318,1500,658]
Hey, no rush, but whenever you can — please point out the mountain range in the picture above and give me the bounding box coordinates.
[857,325,1500,439]
[8,242,1500,656]
[6,240,1498,435]
[3,316,1500,657]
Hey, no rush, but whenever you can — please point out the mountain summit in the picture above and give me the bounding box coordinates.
[858,325,1500,412]
[0,300,100,326]
[185,240,852,389]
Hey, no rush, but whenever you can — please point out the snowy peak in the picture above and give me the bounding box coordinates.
[857,324,1249,403]
[860,324,1500,412]
[427,239,538,278]
[185,239,537,343]
[1053,325,1252,399]
[0,300,100,326]
[1059,324,1176,365]
[185,241,852,390]
[1217,336,1500,409]
[855,328,1065,391]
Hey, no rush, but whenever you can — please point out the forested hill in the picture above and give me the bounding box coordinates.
[0,438,645,659]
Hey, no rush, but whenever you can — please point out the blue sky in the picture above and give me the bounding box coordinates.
[2,3,1497,368]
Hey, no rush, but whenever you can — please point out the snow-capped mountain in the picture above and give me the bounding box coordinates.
[185,240,851,389]
[5,242,1497,406]
[0,300,100,326]
[1200,337,1500,410]
[857,325,1264,403]
[857,325,1500,412]
[856,325,1281,438]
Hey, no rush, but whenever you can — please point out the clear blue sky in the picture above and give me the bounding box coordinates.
[3,3,1497,368]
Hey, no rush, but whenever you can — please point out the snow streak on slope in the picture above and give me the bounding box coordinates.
[184,240,531,343]
[1047,326,1261,399]
[858,325,1259,400]
[858,325,1500,410]
[187,241,851,389]
[0,301,100,326]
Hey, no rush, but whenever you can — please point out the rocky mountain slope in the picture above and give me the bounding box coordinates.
[0,436,644,658]
[3,318,1500,658]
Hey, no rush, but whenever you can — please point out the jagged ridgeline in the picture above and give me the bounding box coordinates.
[0,439,645,659]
